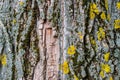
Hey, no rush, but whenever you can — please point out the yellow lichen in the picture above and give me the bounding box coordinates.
[90,3,97,9]
[99,70,105,78]
[12,19,17,24]
[116,2,120,9]
[94,9,99,15]
[107,14,111,21]
[90,37,96,45]
[100,12,106,20]
[0,54,7,66]
[90,3,99,14]
[19,1,24,6]
[114,19,120,29]
[97,27,105,41]
[105,0,108,10]
[61,61,69,74]
[90,11,95,19]
[104,52,110,62]
[109,76,113,80]
[101,64,111,73]
[89,3,99,19]
[67,45,76,55]
[78,32,83,40]
[74,75,79,80]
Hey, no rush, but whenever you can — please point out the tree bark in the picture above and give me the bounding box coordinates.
[0,0,120,80]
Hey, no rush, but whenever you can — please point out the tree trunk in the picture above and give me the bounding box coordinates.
[0,0,120,80]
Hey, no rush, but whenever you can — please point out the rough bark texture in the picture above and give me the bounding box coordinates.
[0,0,120,80]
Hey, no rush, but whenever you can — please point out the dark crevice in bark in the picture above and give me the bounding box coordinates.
[72,0,74,19]
[83,2,95,79]
[21,0,38,79]
[44,0,48,21]
[83,18,90,80]
[11,45,16,80]
[32,1,40,79]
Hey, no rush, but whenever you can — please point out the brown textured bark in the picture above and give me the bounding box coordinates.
[34,21,59,80]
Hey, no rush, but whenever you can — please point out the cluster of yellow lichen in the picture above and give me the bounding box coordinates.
[104,52,110,62]
[67,45,76,55]
[60,45,79,79]
[100,52,113,79]
[60,1,120,80]
[61,61,70,74]
[107,14,111,21]
[0,54,7,66]
[78,32,83,40]
[90,37,96,45]
[89,1,110,21]
[104,0,108,10]
[100,12,106,20]
[19,1,24,6]
[89,3,99,19]
[97,27,105,41]
[114,2,120,29]
[114,19,120,29]
[100,63,111,78]
[60,60,79,79]
[74,74,79,80]
[116,2,120,9]
[90,37,98,50]
[12,19,17,24]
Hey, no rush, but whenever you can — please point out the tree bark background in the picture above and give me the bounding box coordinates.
[0,0,120,80]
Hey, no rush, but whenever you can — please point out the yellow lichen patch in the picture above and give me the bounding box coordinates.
[90,3,97,9]
[19,1,24,6]
[100,12,106,20]
[0,54,7,66]
[107,14,111,21]
[78,32,83,40]
[67,45,76,55]
[105,0,108,10]
[104,52,110,62]
[89,3,99,19]
[74,75,79,80]
[101,64,111,73]
[94,9,99,15]
[109,76,113,80]
[116,2,120,9]
[12,19,17,24]
[97,27,105,41]
[90,11,95,19]
[114,19,120,29]
[90,37,96,45]
[99,70,105,78]
[61,61,69,74]
[90,3,99,14]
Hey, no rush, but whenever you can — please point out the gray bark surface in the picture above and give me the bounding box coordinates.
[0,0,120,80]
